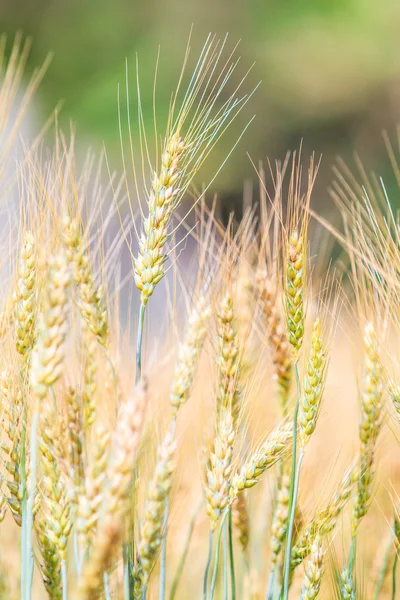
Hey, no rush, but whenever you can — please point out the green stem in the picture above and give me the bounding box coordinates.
[203,532,214,600]
[170,503,201,600]
[228,509,236,600]
[159,501,169,600]
[209,510,229,600]
[104,572,111,600]
[373,531,394,600]
[136,303,146,383]
[392,552,398,600]
[61,560,68,600]
[223,518,228,600]
[282,362,301,600]
[20,405,28,600]
[24,408,39,600]
[266,565,276,600]
[123,543,133,600]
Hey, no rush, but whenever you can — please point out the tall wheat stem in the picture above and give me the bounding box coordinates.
[283,361,302,600]
[209,509,229,600]
[136,303,146,382]
[62,560,68,600]
[373,531,394,600]
[392,553,398,600]
[170,503,201,600]
[203,532,214,600]
[20,405,28,599]
[228,510,236,600]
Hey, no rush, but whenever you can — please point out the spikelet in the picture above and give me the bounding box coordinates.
[270,468,291,566]
[169,296,210,413]
[0,493,6,522]
[216,292,242,426]
[291,463,356,568]
[30,254,70,402]
[300,535,324,600]
[258,271,292,412]
[285,230,306,354]
[299,317,327,447]
[77,381,147,598]
[14,231,36,360]
[0,296,13,339]
[204,408,235,531]
[230,423,293,500]
[340,566,356,599]
[82,332,97,429]
[352,322,383,533]
[232,493,250,553]
[389,381,400,423]
[62,215,108,345]
[134,430,176,591]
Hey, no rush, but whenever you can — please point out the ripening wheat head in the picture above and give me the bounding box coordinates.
[125,35,255,306]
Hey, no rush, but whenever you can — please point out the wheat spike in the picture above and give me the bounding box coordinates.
[169,296,210,413]
[230,423,293,500]
[205,408,235,531]
[134,430,176,593]
[299,317,327,447]
[300,535,324,599]
[285,231,306,355]
[258,271,292,412]
[62,215,108,345]
[14,231,36,360]
[352,322,383,533]
[30,253,70,401]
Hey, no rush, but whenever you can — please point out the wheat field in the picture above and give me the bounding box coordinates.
[1,32,400,600]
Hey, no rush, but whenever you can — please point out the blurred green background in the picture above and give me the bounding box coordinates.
[3,0,400,212]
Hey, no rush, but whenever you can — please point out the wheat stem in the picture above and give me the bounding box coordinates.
[62,560,68,600]
[373,531,394,600]
[392,553,398,600]
[170,503,201,600]
[283,362,301,600]
[228,509,236,600]
[203,532,214,600]
[209,509,229,600]
[159,500,169,600]
[104,572,111,600]
[136,303,146,382]
[223,519,229,600]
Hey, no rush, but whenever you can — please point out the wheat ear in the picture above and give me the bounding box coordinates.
[258,271,292,412]
[14,231,36,361]
[76,380,147,599]
[229,423,293,500]
[169,296,210,414]
[299,317,327,447]
[204,408,235,531]
[285,231,306,355]
[62,215,108,345]
[291,463,356,569]
[133,430,176,595]
[300,535,324,599]
[352,322,384,533]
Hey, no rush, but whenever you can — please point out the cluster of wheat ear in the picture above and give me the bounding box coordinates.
[1,31,400,600]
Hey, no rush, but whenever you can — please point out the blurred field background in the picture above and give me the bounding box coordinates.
[1,4,400,599]
[3,0,400,215]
